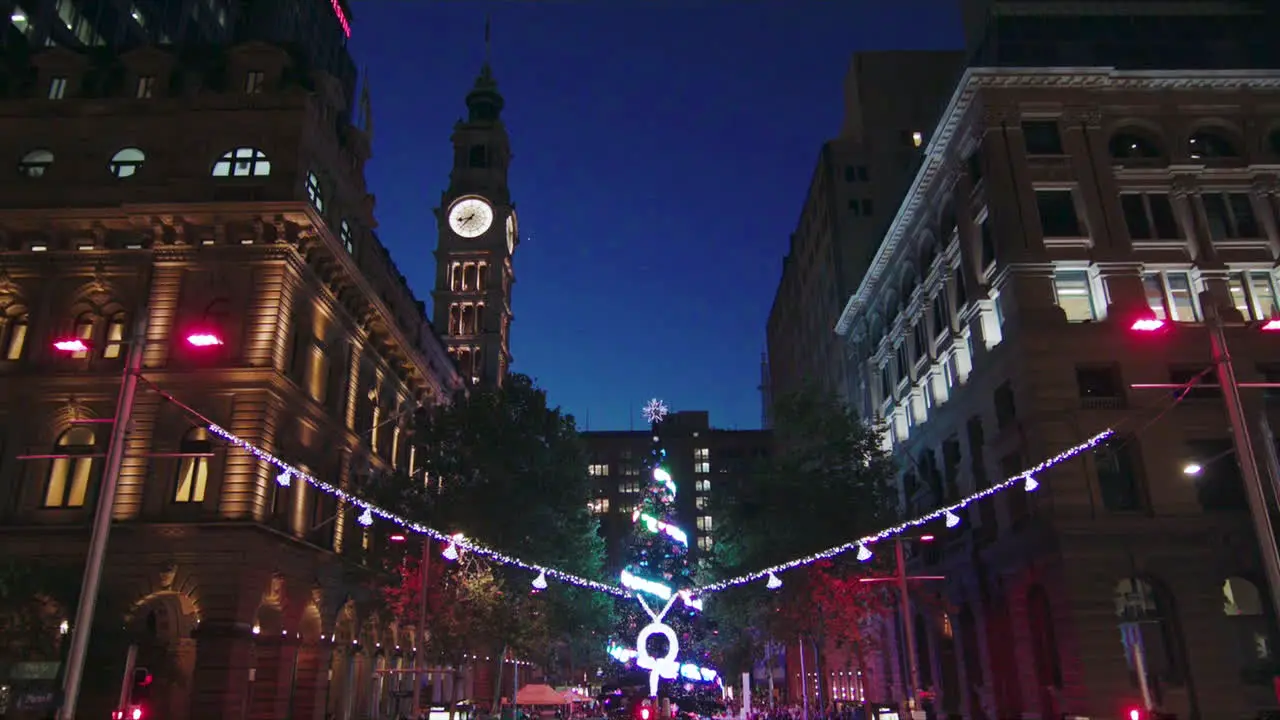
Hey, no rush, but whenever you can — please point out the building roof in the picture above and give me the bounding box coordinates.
[832,65,1280,339]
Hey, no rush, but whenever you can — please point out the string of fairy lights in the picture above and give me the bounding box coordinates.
[205,417,1115,599]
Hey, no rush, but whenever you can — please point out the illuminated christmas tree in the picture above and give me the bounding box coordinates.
[607,399,720,700]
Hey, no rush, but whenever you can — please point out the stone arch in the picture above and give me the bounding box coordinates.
[1185,120,1245,160]
[1107,120,1167,160]
[47,402,100,438]
[299,586,325,645]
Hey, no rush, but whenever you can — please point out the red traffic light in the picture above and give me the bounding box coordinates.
[131,707,143,720]
[1128,707,1143,720]
[640,709,651,720]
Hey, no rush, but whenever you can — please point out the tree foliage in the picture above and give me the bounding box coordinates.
[370,373,613,681]
[706,388,899,679]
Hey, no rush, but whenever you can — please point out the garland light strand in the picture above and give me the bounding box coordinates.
[690,428,1114,595]
[206,423,630,598]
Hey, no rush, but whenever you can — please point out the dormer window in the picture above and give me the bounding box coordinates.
[48,77,67,100]
[135,76,154,99]
[109,148,146,178]
[212,147,270,177]
[306,172,325,212]
[245,71,265,95]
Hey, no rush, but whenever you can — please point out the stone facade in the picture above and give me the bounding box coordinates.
[835,68,1280,719]
[0,41,466,720]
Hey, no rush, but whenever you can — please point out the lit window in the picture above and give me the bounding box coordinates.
[617,480,640,494]
[70,314,95,358]
[305,342,330,404]
[18,149,54,178]
[173,427,212,503]
[212,147,271,177]
[245,70,265,94]
[48,76,66,100]
[1230,270,1279,321]
[695,479,710,493]
[102,313,126,359]
[911,131,924,148]
[1143,271,1199,322]
[45,427,97,508]
[588,463,609,477]
[108,148,146,178]
[306,171,324,212]
[697,536,714,551]
[1053,271,1096,322]
[694,448,709,460]
[340,220,355,254]
[588,498,609,515]
[694,461,710,474]
[136,75,154,99]
[696,496,708,509]
[696,516,713,531]
[4,314,28,360]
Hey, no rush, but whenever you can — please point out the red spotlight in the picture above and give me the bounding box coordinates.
[389,534,406,543]
[52,338,90,353]
[186,332,224,347]
[1261,319,1280,332]
[1130,317,1166,332]
[919,535,935,542]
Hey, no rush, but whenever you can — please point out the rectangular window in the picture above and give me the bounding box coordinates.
[173,455,209,503]
[1053,271,1095,322]
[1076,366,1120,399]
[1036,190,1083,237]
[245,70,265,94]
[588,498,609,515]
[980,218,996,268]
[135,75,154,99]
[1121,193,1180,241]
[588,463,609,476]
[994,382,1017,428]
[931,294,948,338]
[1095,437,1143,511]
[696,516,713,531]
[1250,271,1278,320]
[1143,272,1199,322]
[695,479,710,493]
[694,448,709,460]
[1021,120,1063,155]
[694,461,710,474]
[697,536,714,551]
[1203,192,1262,240]
[913,324,929,364]
[695,496,708,509]
[48,76,66,100]
[895,345,909,384]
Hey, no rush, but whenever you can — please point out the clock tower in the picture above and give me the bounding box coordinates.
[432,64,517,388]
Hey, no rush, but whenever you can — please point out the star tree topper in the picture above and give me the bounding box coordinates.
[642,398,669,424]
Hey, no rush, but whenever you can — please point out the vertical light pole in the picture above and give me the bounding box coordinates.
[1129,295,1280,626]
[53,317,226,720]
[412,536,433,717]
[57,312,148,720]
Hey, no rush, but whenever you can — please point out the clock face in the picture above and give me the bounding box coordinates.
[448,197,494,239]
[505,214,517,254]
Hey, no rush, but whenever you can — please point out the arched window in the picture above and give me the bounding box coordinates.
[108,148,146,178]
[3,312,28,360]
[70,313,95,359]
[1223,576,1273,681]
[305,171,324,212]
[1109,130,1163,160]
[173,427,212,504]
[1189,128,1240,160]
[211,147,271,177]
[18,149,54,178]
[45,427,97,508]
[103,313,127,359]
[1115,578,1187,689]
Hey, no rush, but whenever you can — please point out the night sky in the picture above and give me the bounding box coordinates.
[348,0,962,431]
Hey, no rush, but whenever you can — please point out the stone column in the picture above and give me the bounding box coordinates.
[291,641,332,720]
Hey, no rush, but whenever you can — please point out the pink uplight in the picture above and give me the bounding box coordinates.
[1130,318,1166,332]
[186,332,224,347]
[53,339,90,353]
[330,0,351,37]
[1261,319,1280,332]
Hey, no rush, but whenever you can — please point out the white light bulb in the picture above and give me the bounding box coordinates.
[944,509,960,528]
[1024,475,1039,492]
[532,570,548,590]
[856,544,872,562]
[765,572,782,590]
[276,470,292,487]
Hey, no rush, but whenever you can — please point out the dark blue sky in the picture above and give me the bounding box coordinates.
[349,0,962,431]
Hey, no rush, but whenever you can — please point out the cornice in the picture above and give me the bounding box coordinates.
[834,66,1280,337]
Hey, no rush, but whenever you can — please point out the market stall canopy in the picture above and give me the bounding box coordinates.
[516,684,569,705]
[560,690,592,704]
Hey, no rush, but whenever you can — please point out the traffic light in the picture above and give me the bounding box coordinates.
[1128,709,1143,720]
[130,668,153,705]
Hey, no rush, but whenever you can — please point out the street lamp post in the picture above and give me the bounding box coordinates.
[1129,294,1280,627]
[57,312,149,720]
[51,317,226,720]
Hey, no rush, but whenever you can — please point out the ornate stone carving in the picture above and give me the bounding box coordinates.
[263,571,286,606]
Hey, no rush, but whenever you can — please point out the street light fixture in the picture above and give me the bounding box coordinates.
[51,318,223,720]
